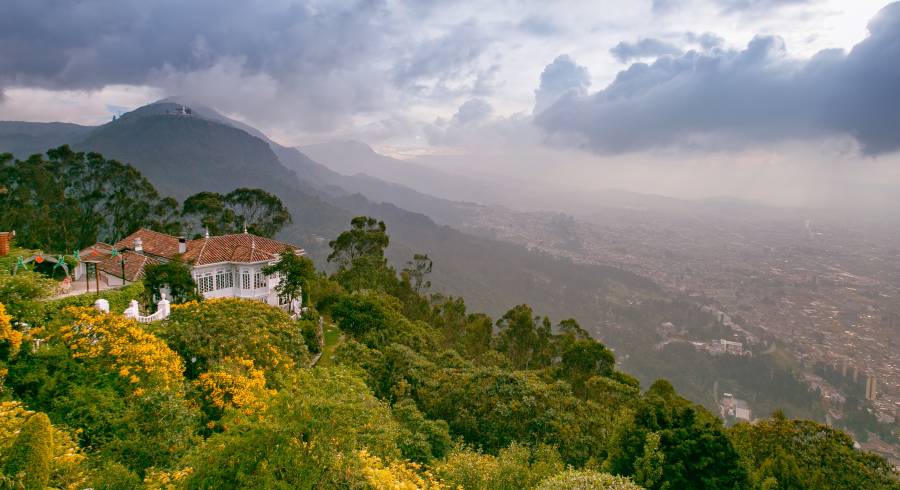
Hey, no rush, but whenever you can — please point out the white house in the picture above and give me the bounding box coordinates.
[76,228,305,309]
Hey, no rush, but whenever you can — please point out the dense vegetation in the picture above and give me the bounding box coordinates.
[0,146,291,253]
[0,213,897,488]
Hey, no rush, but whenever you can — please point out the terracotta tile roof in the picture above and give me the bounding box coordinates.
[114,229,182,259]
[78,243,113,262]
[82,229,303,279]
[182,233,304,266]
[97,250,158,282]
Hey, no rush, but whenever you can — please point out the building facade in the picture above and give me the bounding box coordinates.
[77,228,305,308]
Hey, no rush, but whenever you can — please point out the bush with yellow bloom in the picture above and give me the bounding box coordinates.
[56,307,184,396]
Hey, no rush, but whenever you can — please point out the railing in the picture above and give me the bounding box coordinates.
[96,295,171,323]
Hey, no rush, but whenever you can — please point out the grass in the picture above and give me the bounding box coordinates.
[315,322,344,367]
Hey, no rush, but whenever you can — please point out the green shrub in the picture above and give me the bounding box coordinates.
[3,412,53,490]
[536,469,642,490]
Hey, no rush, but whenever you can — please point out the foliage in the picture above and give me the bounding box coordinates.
[181,188,291,238]
[434,443,564,490]
[3,412,53,490]
[0,303,22,357]
[193,357,275,424]
[161,298,308,378]
[142,259,200,304]
[728,414,900,489]
[327,216,389,270]
[401,253,433,294]
[0,402,89,490]
[392,398,452,464]
[0,270,57,325]
[358,449,446,489]
[536,469,643,490]
[182,367,401,488]
[603,380,751,489]
[262,251,315,307]
[0,146,178,252]
[57,307,185,396]
[494,304,552,369]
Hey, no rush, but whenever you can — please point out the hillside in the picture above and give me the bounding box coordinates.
[0,121,94,158]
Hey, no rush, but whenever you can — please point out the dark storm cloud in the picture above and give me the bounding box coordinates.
[0,0,498,133]
[0,0,387,90]
[610,38,683,63]
[535,3,900,156]
[533,55,591,114]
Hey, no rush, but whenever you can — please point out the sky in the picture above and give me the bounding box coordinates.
[1,0,899,209]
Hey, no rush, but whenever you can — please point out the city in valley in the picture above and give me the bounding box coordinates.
[459,199,900,464]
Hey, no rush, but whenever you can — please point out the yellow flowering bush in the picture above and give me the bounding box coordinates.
[57,307,184,396]
[194,357,275,417]
[161,298,308,378]
[0,401,88,490]
[358,449,446,490]
[0,302,22,355]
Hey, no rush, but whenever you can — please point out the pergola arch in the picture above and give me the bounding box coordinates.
[12,254,70,276]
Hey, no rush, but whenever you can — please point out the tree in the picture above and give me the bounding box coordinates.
[180,191,233,237]
[728,415,899,489]
[160,298,309,378]
[181,188,291,238]
[401,253,432,294]
[560,339,615,393]
[494,304,541,369]
[224,188,291,238]
[603,379,750,489]
[633,432,666,489]
[3,412,53,490]
[0,146,177,251]
[262,250,315,307]
[536,470,642,490]
[142,259,200,304]
[327,216,389,270]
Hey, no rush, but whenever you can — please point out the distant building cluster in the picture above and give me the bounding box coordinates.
[709,339,744,356]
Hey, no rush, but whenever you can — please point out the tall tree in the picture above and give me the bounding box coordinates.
[263,250,316,307]
[181,189,291,238]
[224,188,291,238]
[327,216,389,270]
[0,146,177,251]
[401,253,433,294]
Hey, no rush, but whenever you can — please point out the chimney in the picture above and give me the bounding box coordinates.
[0,232,10,257]
[178,236,187,254]
[134,237,143,254]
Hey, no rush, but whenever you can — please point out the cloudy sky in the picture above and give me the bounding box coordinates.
[2,0,899,208]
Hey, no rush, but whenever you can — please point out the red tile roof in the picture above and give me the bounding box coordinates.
[114,229,182,259]
[80,229,303,279]
[97,250,158,282]
[182,233,304,266]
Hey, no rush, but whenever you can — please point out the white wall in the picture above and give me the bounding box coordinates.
[193,262,280,304]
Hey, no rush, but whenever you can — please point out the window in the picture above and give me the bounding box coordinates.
[254,272,267,289]
[196,273,214,294]
[242,270,251,290]
[215,269,233,290]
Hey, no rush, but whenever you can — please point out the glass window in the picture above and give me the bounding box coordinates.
[254,272,266,289]
[215,270,233,290]
[242,270,251,290]
[196,273,214,294]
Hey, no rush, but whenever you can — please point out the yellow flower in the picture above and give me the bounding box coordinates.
[0,303,22,356]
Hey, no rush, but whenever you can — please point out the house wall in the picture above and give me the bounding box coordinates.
[192,261,284,306]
